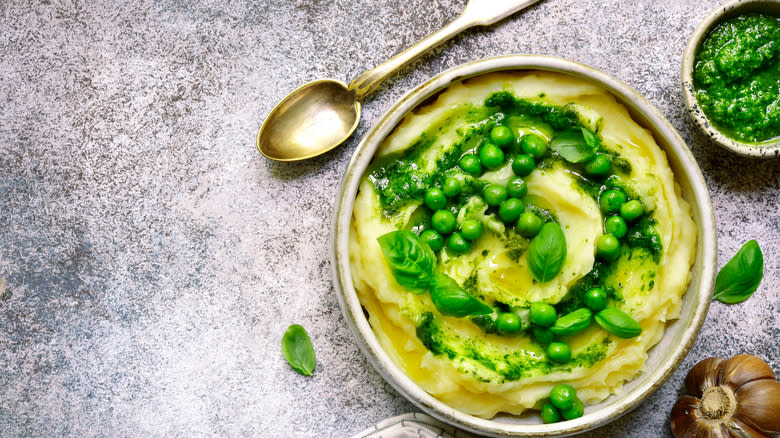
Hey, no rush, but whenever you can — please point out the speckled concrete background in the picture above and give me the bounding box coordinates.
[0,0,777,437]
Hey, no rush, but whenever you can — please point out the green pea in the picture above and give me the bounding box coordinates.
[498,198,524,223]
[424,187,447,210]
[604,215,628,239]
[597,234,621,262]
[483,184,507,206]
[560,398,584,420]
[547,342,571,363]
[541,403,562,424]
[490,125,514,147]
[583,154,611,177]
[420,229,444,251]
[533,326,554,345]
[519,134,548,159]
[512,154,536,177]
[599,189,627,214]
[442,176,461,198]
[530,302,557,327]
[496,312,521,335]
[584,287,608,312]
[431,210,457,234]
[460,219,483,241]
[506,177,528,198]
[550,308,592,336]
[479,143,505,170]
[620,199,644,222]
[510,306,531,332]
[550,384,577,411]
[447,232,471,254]
[516,212,543,238]
[459,154,483,176]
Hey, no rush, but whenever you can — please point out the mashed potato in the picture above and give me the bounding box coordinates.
[349,71,696,418]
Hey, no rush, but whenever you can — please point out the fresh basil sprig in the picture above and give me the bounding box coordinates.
[550,128,598,163]
[377,230,437,294]
[377,231,492,317]
[594,308,642,338]
[527,222,567,283]
[713,240,764,304]
[281,324,316,376]
[430,273,492,318]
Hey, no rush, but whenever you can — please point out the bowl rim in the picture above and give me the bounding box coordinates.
[332,54,716,437]
[681,0,780,158]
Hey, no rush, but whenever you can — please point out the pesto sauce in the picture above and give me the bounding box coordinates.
[485,92,581,132]
[367,132,440,216]
[416,312,457,359]
[502,228,531,262]
[625,216,662,261]
[368,95,583,217]
[556,260,616,315]
[693,13,780,143]
[419,312,613,382]
[374,92,661,381]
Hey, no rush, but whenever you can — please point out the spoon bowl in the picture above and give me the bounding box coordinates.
[257,79,360,161]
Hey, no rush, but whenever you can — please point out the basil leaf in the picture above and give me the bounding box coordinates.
[550,308,592,336]
[430,273,492,317]
[527,222,567,283]
[281,324,316,376]
[713,240,764,304]
[594,308,642,338]
[581,127,600,149]
[550,129,596,163]
[377,230,437,293]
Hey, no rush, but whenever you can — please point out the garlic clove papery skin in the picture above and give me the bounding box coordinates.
[671,395,702,436]
[719,354,776,391]
[686,357,725,397]
[734,379,780,435]
[729,415,769,438]
[711,423,739,438]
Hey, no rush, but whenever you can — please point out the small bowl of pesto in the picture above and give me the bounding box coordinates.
[682,0,780,158]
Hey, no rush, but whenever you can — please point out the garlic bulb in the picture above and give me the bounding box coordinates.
[670,354,780,438]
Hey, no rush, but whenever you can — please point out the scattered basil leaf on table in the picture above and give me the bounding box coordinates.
[430,273,492,318]
[594,308,642,338]
[282,324,316,376]
[528,222,567,283]
[377,230,437,293]
[550,129,596,163]
[713,240,764,304]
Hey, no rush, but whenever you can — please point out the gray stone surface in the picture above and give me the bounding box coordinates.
[0,0,777,437]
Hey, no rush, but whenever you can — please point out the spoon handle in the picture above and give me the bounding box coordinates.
[348,0,542,100]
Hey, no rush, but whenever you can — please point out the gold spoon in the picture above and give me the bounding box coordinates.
[257,0,543,161]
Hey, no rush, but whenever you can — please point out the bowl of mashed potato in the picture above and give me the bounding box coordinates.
[332,55,716,436]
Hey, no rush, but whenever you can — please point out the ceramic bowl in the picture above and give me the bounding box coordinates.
[332,55,716,437]
[681,0,780,158]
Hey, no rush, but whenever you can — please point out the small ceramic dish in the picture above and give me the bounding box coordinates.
[681,0,780,158]
[332,55,717,437]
